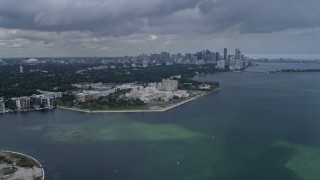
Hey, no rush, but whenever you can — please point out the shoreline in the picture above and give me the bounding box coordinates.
[0,151,45,180]
[58,88,220,113]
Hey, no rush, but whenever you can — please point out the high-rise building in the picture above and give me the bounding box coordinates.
[203,50,211,61]
[150,53,160,61]
[224,48,228,61]
[196,51,202,60]
[235,48,241,60]
[215,52,220,61]
[240,54,244,60]
[160,52,171,61]
[211,52,216,62]
[15,97,30,110]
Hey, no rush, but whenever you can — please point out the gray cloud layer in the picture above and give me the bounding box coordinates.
[0,0,320,57]
[1,0,320,34]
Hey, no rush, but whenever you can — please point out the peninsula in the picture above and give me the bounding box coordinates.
[58,86,220,113]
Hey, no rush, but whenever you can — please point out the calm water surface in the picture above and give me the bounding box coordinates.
[1,71,320,180]
[245,62,320,73]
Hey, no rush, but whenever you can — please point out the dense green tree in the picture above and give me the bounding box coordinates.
[5,99,16,110]
[0,63,222,98]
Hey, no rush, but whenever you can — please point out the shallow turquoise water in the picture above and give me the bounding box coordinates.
[1,72,320,180]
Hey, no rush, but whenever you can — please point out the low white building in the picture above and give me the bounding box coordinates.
[131,79,180,102]
[161,79,178,92]
[126,86,189,103]
[72,83,113,91]
[171,75,182,79]
[229,60,243,71]
[148,79,178,92]
[116,83,143,91]
[100,89,117,96]
[75,91,102,103]
[173,90,190,98]
[126,88,175,103]
[199,84,211,90]
[40,96,54,108]
[38,91,63,99]
[24,58,40,64]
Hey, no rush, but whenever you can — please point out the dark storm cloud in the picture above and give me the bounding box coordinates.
[198,0,320,33]
[1,0,320,35]
[0,0,199,35]
[1,0,320,57]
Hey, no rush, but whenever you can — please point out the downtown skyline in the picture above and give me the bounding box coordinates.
[0,0,320,59]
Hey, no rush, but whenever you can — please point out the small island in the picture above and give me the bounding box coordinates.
[0,151,44,180]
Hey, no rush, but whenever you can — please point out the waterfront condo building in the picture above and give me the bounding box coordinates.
[0,98,5,113]
[15,97,31,110]
[224,48,228,61]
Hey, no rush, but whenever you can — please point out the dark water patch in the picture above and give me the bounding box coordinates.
[245,146,302,180]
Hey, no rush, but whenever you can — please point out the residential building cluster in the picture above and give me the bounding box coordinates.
[16,91,62,110]
[1,91,62,113]
[74,83,136,103]
[135,48,249,71]
[125,79,189,103]
[72,83,113,91]
[148,79,179,92]
[73,79,189,103]
[75,91,104,103]
[214,48,249,70]
[73,83,117,102]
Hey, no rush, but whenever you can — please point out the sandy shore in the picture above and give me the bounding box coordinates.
[0,151,44,180]
[59,88,220,113]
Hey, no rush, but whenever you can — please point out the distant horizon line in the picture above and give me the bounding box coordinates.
[1,53,320,60]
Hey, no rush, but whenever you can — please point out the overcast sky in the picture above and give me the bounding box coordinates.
[0,0,320,58]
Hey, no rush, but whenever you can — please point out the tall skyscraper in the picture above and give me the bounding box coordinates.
[235,48,241,60]
[224,48,228,61]
[215,52,220,61]
[211,52,216,62]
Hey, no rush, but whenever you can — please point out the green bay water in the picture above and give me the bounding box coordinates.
[1,72,320,180]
